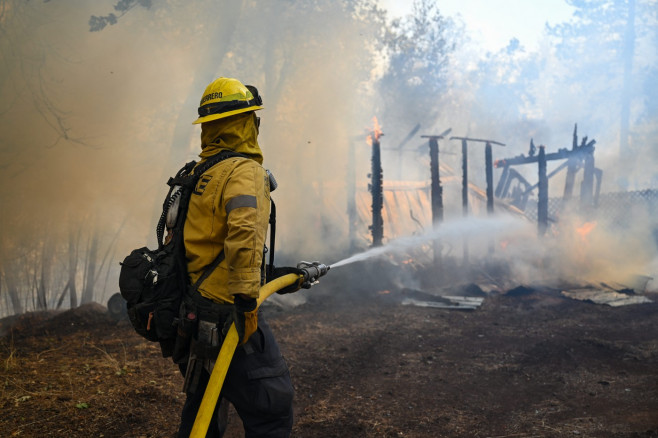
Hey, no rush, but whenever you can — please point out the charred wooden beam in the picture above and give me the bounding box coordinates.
[422,130,451,265]
[580,147,595,215]
[460,139,469,218]
[421,130,451,226]
[451,136,505,260]
[428,139,443,224]
[522,160,570,196]
[495,141,595,168]
[495,165,510,198]
[485,143,494,216]
[538,146,548,236]
[450,137,506,146]
[370,133,384,247]
[451,136,505,216]
[461,139,469,262]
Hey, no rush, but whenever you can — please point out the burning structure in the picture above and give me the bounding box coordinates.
[495,124,602,234]
[333,120,657,296]
[367,120,384,247]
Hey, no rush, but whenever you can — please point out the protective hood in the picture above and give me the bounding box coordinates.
[199,112,263,165]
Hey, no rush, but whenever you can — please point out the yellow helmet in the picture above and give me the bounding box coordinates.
[192,77,263,125]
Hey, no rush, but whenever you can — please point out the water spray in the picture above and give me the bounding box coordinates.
[330,215,527,269]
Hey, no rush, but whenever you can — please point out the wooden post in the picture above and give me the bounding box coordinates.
[461,139,469,263]
[370,134,383,247]
[451,136,506,261]
[580,149,595,216]
[422,130,451,265]
[538,146,548,236]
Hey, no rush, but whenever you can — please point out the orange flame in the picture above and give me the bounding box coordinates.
[576,221,597,241]
[366,116,383,145]
[500,240,509,250]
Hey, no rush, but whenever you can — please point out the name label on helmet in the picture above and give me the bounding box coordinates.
[200,92,223,105]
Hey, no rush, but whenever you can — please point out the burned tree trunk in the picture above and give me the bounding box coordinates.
[81,233,99,304]
[56,227,80,309]
[36,238,55,310]
[2,267,23,315]
[68,228,79,308]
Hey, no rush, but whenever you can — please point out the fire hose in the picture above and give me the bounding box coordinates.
[190,261,330,437]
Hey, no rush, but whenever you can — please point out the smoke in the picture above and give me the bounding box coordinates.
[330,205,657,291]
[354,1,658,292]
[496,210,657,289]
[0,0,385,312]
[0,0,656,315]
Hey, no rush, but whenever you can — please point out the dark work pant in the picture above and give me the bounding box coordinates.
[177,316,294,438]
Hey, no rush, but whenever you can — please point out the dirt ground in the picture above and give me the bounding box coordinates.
[2,275,658,437]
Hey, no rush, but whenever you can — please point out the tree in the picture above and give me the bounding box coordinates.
[88,0,387,256]
[89,0,152,32]
[376,0,457,129]
[545,0,658,182]
[466,38,545,144]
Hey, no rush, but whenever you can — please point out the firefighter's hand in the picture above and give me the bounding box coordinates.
[224,295,258,345]
[272,267,306,294]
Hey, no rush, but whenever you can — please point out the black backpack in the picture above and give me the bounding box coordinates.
[118,151,242,357]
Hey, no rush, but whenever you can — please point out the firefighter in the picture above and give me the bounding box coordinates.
[177,77,294,437]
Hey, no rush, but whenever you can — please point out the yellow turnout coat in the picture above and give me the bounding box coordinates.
[184,112,270,303]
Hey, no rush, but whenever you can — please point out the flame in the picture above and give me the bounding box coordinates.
[366,116,383,145]
[494,159,506,168]
[500,240,509,250]
[576,221,597,241]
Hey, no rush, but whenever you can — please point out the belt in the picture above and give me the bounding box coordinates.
[184,291,233,322]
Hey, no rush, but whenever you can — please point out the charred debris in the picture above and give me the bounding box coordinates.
[347,122,656,309]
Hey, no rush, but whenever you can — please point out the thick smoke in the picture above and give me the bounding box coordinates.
[0,1,382,312]
[0,0,656,315]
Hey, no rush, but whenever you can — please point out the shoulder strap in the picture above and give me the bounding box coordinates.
[156,150,246,248]
[266,199,276,282]
[190,250,225,293]
[164,150,250,293]
[168,150,246,189]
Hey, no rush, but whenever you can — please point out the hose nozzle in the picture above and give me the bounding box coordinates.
[297,261,330,288]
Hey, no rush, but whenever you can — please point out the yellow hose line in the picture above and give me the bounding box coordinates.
[189,273,302,438]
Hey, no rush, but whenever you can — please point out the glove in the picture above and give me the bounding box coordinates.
[224,295,258,346]
[271,267,306,295]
